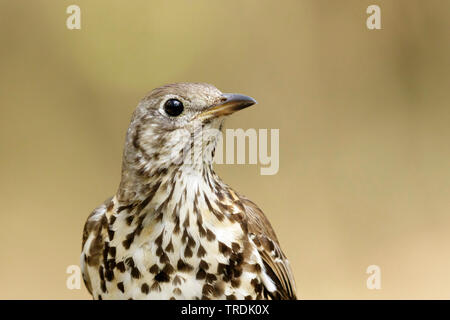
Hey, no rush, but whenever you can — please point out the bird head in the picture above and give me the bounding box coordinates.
[122,83,256,177]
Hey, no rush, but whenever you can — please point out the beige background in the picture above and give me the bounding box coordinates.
[0,0,449,299]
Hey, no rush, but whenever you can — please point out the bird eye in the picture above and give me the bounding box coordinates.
[164,99,184,117]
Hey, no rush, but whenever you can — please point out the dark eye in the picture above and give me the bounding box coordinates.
[164,99,184,117]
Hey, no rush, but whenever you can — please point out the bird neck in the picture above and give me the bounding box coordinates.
[116,158,226,207]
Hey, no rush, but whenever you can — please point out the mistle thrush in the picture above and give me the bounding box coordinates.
[81,83,297,300]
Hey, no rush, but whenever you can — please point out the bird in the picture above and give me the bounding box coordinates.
[81,82,297,300]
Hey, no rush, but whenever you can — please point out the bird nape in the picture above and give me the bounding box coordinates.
[80,82,297,300]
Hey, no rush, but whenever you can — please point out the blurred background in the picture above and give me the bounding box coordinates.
[0,0,449,299]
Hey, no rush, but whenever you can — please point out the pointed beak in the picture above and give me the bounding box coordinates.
[197,93,257,121]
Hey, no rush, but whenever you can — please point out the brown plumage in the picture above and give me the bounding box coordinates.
[81,83,296,300]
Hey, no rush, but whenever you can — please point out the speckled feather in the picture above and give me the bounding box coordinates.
[81,83,296,300]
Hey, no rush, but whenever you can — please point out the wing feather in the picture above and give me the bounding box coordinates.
[239,195,297,300]
[80,197,111,296]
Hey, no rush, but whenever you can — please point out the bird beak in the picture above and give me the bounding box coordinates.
[197,93,257,121]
